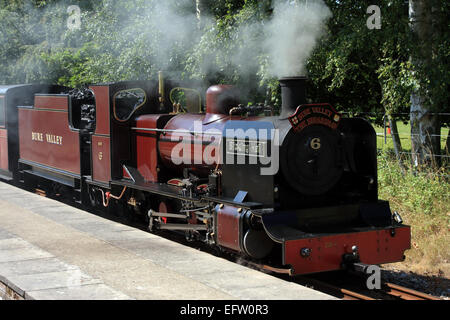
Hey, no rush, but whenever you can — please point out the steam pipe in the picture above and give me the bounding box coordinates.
[158,71,165,105]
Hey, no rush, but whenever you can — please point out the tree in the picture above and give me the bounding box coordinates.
[409,0,449,168]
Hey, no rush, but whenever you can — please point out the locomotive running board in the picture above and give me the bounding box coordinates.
[19,159,80,187]
[113,178,202,202]
[116,165,263,209]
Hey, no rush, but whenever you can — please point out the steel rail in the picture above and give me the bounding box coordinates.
[384,283,440,300]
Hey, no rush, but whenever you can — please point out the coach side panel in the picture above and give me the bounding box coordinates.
[18,95,81,176]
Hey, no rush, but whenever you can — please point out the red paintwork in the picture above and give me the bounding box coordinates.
[206,85,234,114]
[123,167,132,179]
[135,115,164,182]
[18,95,80,175]
[157,114,229,175]
[90,86,111,184]
[284,226,411,275]
[216,205,242,252]
[0,129,8,171]
[157,113,263,176]
[92,135,111,183]
[35,95,68,111]
[135,84,258,179]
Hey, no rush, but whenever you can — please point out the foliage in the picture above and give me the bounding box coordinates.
[0,0,448,122]
[378,151,449,275]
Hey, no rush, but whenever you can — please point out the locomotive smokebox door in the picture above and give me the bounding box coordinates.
[281,103,343,196]
[221,121,276,206]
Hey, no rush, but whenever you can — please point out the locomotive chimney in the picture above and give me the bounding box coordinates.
[279,76,307,119]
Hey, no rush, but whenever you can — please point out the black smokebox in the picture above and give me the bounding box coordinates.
[279,76,307,118]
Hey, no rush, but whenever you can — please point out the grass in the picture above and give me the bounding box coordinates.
[377,151,450,278]
[375,121,449,152]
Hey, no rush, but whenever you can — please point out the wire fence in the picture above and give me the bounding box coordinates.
[375,133,450,159]
[341,111,450,117]
[346,111,450,178]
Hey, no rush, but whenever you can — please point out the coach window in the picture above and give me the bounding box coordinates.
[0,96,5,127]
[113,88,147,122]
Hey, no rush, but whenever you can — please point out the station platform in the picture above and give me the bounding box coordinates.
[0,181,335,300]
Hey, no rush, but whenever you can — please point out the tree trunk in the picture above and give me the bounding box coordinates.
[410,100,441,167]
[388,115,406,170]
[409,0,441,168]
[446,131,450,155]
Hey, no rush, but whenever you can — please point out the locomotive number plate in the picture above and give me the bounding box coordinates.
[226,139,267,157]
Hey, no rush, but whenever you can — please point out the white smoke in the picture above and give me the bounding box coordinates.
[264,0,332,77]
[0,0,332,85]
[194,0,332,82]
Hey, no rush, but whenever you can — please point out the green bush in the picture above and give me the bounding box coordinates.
[378,151,449,275]
[378,151,449,215]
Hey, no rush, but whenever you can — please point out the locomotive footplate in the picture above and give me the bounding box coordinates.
[258,203,411,275]
[113,165,263,209]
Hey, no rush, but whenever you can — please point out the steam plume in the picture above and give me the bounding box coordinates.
[264,0,332,77]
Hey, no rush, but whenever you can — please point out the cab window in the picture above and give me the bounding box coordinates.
[113,88,147,122]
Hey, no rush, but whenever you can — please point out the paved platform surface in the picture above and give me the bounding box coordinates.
[0,182,335,300]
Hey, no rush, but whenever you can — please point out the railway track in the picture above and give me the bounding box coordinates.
[292,275,441,300]
[382,282,440,300]
[235,260,442,300]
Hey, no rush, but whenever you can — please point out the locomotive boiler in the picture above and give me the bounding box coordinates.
[0,75,411,275]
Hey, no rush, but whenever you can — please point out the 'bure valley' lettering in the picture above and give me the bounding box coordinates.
[32,132,63,146]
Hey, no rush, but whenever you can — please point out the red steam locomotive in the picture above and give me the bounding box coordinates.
[0,75,410,275]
